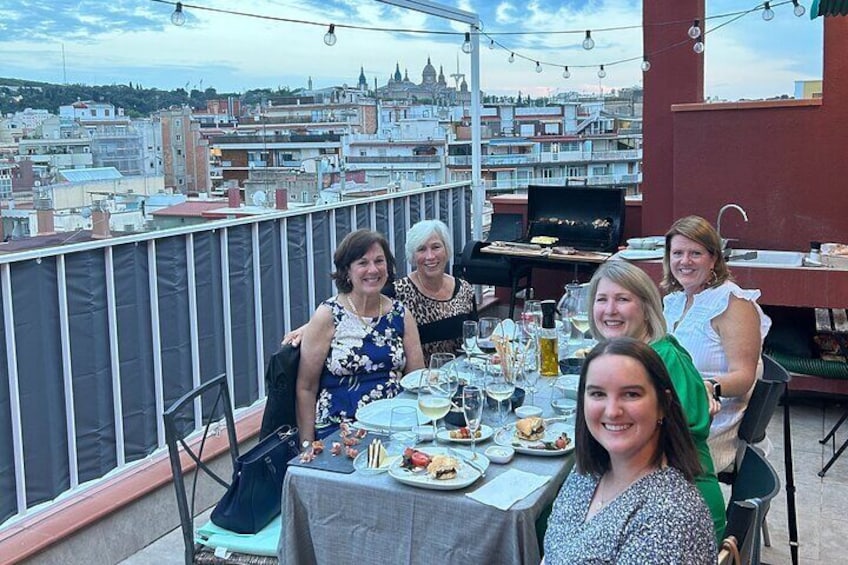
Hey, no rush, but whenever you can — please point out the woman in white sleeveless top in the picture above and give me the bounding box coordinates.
[660,216,771,472]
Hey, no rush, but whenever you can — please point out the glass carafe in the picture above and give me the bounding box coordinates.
[558,283,591,345]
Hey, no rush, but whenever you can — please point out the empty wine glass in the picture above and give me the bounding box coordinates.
[477,317,499,355]
[462,320,478,357]
[461,385,484,459]
[521,300,542,341]
[520,346,541,406]
[559,283,591,348]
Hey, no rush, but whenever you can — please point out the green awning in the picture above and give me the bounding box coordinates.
[811,0,848,18]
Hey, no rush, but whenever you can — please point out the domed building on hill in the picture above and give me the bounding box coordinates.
[367,57,471,105]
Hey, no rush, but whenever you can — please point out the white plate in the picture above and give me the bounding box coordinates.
[353,449,399,475]
[494,418,576,457]
[618,249,664,261]
[399,369,429,391]
[387,447,482,490]
[355,398,429,431]
[436,424,494,444]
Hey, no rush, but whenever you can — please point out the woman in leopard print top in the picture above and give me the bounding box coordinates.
[386,219,476,363]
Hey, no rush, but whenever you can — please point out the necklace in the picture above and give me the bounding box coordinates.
[412,271,450,300]
[347,294,383,328]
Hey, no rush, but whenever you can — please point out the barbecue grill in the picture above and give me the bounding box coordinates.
[525,185,626,252]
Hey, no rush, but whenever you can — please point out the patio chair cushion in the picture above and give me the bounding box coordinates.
[196,515,281,558]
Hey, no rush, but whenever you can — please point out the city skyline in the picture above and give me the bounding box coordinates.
[1,1,823,101]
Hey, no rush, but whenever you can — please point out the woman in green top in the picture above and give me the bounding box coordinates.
[585,260,725,542]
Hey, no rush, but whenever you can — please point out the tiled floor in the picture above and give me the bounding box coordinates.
[760,397,848,564]
[123,397,848,564]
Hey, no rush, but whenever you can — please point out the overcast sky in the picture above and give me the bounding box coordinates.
[0,0,823,101]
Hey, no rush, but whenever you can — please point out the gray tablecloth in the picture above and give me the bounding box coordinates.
[279,377,574,565]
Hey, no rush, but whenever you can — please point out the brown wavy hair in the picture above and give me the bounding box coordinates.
[574,337,703,482]
[660,215,733,294]
[331,229,395,293]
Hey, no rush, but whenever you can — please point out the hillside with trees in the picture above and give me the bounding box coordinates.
[0,78,299,117]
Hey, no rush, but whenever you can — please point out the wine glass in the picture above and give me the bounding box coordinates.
[485,363,515,429]
[461,385,484,459]
[519,344,541,406]
[521,300,542,341]
[462,320,478,357]
[429,352,456,380]
[477,317,499,355]
[417,369,456,439]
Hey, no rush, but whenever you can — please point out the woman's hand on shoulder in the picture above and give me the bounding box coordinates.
[281,324,307,347]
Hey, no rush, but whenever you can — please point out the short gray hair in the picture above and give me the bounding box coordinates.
[404,219,453,264]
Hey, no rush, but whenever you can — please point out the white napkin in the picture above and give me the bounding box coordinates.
[493,319,519,340]
[466,468,552,510]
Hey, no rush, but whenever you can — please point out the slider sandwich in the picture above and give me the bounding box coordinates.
[515,417,546,441]
[426,455,459,480]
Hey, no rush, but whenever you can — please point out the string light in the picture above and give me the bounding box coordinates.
[170,1,185,26]
[693,40,705,53]
[641,57,651,72]
[687,19,701,39]
[762,2,775,21]
[792,0,806,17]
[598,65,606,79]
[461,32,473,54]
[582,30,595,50]
[323,24,337,46]
[535,61,543,73]
[562,66,570,79]
[508,52,515,63]
[489,39,495,49]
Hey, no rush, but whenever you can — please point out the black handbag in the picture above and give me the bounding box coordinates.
[210,425,299,534]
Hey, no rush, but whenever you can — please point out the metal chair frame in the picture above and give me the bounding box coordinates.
[164,374,278,565]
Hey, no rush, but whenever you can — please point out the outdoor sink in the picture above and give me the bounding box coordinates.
[726,249,805,268]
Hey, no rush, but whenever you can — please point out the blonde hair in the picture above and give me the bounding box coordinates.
[587,261,667,343]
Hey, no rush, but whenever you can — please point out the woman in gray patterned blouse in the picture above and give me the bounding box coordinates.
[543,337,716,564]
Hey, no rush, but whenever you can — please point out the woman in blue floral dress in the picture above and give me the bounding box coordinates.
[296,230,425,442]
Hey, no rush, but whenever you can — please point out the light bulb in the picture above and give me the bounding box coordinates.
[508,52,515,63]
[693,40,705,54]
[324,24,337,46]
[461,32,473,54]
[792,0,806,17]
[641,59,651,72]
[687,19,701,39]
[597,65,606,79]
[535,61,542,73]
[582,30,595,50]
[489,39,495,50]
[171,2,186,26]
[562,66,570,79]
[762,2,775,21]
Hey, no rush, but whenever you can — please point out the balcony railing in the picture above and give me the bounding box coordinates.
[346,156,441,164]
[0,182,472,528]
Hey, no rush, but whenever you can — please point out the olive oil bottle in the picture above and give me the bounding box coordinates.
[539,300,559,377]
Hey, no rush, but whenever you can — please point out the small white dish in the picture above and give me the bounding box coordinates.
[514,405,543,419]
[485,445,515,464]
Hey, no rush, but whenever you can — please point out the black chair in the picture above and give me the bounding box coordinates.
[163,374,278,565]
[726,445,781,565]
[721,500,761,565]
[454,213,532,318]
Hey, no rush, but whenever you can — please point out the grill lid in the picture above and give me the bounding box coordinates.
[525,185,626,252]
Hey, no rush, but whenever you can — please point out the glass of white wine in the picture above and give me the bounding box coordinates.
[485,363,515,429]
[417,369,456,439]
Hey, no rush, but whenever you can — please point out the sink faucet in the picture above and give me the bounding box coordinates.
[716,204,748,249]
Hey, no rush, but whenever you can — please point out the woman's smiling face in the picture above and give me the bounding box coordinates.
[348,242,388,295]
[583,353,662,464]
[669,234,717,294]
[592,278,649,342]
[413,233,448,278]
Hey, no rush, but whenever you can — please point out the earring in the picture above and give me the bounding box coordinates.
[710,269,718,284]
[657,418,664,427]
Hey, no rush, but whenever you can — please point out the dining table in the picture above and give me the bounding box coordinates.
[277,367,579,565]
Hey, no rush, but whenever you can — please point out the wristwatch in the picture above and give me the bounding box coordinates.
[707,379,722,401]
